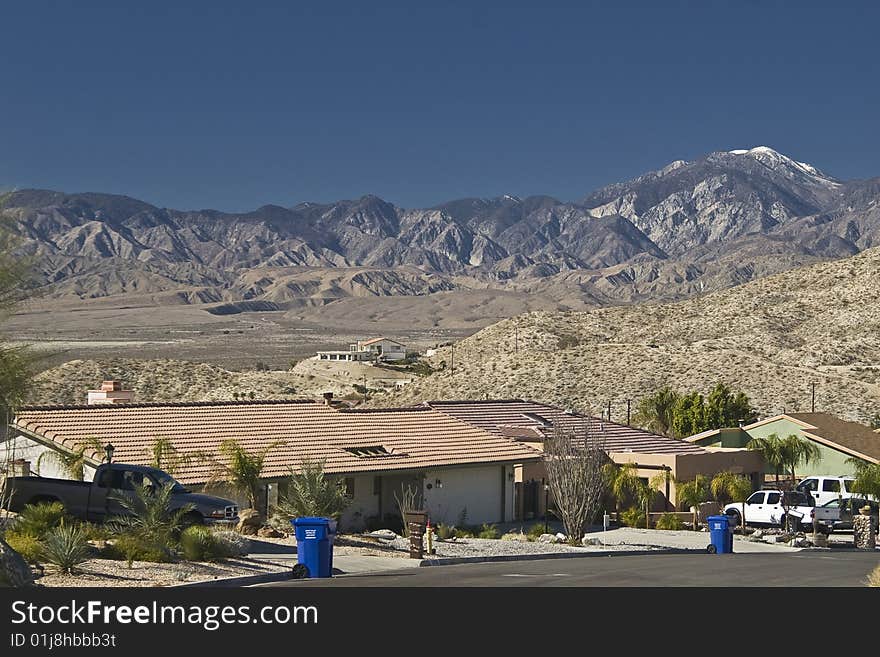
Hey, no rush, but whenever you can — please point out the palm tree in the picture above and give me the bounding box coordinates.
[710,471,753,533]
[638,473,667,529]
[633,387,680,437]
[108,481,195,549]
[603,462,641,515]
[846,458,880,502]
[204,439,280,512]
[779,434,821,485]
[277,459,350,520]
[147,437,198,476]
[36,437,105,481]
[746,433,786,487]
[676,474,710,531]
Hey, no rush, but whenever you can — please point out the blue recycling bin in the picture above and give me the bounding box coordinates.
[706,515,733,554]
[292,517,337,578]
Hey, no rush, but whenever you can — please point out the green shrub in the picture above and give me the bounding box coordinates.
[213,530,250,557]
[12,502,66,539]
[180,526,229,562]
[526,523,546,541]
[655,512,684,530]
[477,523,500,539]
[41,524,91,574]
[78,522,111,541]
[619,507,646,528]
[103,533,172,566]
[4,531,43,564]
[435,523,455,540]
[453,526,475,539]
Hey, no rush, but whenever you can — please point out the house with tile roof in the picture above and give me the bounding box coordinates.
[4,398,541,529]
[424,399,765,518]
[686,412,880,479]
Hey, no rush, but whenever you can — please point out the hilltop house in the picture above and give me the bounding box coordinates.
[4,396,540,529]
[686,412,880,479]
[316,337,407,363]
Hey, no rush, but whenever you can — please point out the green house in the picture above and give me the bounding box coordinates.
[686,412,880,478]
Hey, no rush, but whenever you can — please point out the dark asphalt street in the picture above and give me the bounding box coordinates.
[261,551,880,587]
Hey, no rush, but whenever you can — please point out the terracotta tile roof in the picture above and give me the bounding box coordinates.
[783,413,880,463]
[426,399,706,455]
[12,400,541,485]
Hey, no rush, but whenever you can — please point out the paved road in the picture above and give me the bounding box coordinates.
[260,551,880,587]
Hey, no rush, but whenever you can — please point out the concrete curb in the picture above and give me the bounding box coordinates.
[175,568,295,588]
[416,547,691,566]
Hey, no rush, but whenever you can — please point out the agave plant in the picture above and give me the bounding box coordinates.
[41,524,90,574]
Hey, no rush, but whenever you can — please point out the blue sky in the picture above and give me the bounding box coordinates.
[1,1,878,211]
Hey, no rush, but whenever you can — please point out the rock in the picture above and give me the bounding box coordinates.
[500,532,530,542]
[555,532,567,541]
[365,529,397,541]
[0,538,34,588]
[582,537,601,546]
[257,527,284,538]
[236,509,262,536]
[537,533,560,544]
[752,529,764,539]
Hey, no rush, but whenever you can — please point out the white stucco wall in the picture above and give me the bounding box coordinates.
[422,464,514,525]
[1,434,98,481]
[339,474,380,532]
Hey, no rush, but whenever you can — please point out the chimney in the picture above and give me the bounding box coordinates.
[87,380,134,405]
[322,392,334,405]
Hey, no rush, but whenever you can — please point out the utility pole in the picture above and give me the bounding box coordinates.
[811,382,816,413]
[364,374,368,403]
[450,343,454,376]
[607,400,612,422]
[626,399,632,426]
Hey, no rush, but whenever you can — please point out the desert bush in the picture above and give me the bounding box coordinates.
[526,523,546,541]
[453,526,475,539]
[11,501,65,539]
[4,531,43,564]
[619,507,646,528]
[213,530,250,557]
[654,512,685,531]
[41,524,90,574]
[103,534,172,566]
[477,523,500,539]
[435,523,455,540]
[78,522,111,542]
[180,526,229,562]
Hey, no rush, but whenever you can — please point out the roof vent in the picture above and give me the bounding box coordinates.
[342,445,405,459]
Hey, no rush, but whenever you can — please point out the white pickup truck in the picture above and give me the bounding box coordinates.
[723,489,835,531]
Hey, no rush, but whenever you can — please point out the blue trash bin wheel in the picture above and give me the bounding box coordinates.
[707,544,717,554]
[292,563,309,579]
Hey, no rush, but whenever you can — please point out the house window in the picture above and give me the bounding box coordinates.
[344,477,355,498]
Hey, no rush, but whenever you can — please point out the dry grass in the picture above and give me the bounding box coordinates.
[866,565,880,587]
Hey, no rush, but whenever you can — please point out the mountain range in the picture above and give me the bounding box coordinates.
[5,146,879,306]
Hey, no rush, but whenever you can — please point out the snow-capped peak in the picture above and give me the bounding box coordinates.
[502,194,522,203]
[727,146,837,184]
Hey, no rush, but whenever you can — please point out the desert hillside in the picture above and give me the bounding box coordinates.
[26,356,414,407]
[373,247,880,423]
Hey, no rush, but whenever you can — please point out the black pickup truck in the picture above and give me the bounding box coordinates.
[5,463,239,526]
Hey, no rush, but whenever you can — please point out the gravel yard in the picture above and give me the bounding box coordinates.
[393,536,660,559]
[35,556,292,587]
